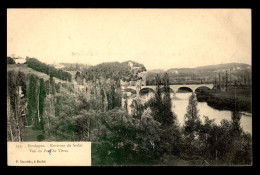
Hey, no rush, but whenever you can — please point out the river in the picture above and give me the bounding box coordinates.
[124,92,252,135]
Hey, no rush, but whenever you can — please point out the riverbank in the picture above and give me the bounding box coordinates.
[196,89,252,113]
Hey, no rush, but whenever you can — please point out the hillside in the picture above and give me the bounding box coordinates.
[167,63,251,73]
[26,58,72,82]
[83,60,146,81]
[7,64,68,84]
[146,63,251,85]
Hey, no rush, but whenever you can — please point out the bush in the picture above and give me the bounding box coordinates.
[7,57,16,64]
[37,134,45,141]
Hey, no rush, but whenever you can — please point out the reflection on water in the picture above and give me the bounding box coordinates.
[124,92,252,134]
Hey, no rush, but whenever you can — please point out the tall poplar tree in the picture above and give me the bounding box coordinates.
[161,73,175,127]
[39,78,46,130]
[27,74,37,126]
[184,93,201,135]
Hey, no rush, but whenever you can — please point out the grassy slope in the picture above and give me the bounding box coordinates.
[7,64,67,83]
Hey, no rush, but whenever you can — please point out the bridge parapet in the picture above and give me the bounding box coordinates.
[123,84,214,94]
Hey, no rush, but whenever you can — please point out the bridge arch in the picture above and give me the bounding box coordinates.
[140,88,155,95]
[123,88,137,98]
[177,87,193,93]
[194,86,211,94]
[139,88,155,100]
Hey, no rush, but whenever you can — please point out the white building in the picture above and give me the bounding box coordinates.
[128,61,133,68]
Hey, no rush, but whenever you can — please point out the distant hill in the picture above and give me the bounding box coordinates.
[195,63,251,70]
[147,69,165,73]
[7,64,68,84]
[167,63,251,74]
[146,63,251,85]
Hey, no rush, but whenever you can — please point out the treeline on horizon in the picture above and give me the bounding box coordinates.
[146,64,252,85]
[57,63,91,72]
[25,57,72,82]
[23,57,147,83]
[8,56,251,86]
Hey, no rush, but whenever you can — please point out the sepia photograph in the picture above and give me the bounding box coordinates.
[7,8,252,166]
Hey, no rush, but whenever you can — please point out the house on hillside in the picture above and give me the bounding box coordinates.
[128,61,134,68]
[131,67,142,75]
[120,61,147,87]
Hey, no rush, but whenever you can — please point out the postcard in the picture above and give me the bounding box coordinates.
[7,8,252,166]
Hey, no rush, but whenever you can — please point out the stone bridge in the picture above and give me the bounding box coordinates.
[122,84,214,95]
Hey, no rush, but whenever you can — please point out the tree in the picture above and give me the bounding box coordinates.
[145,73,177,126]
[183,92,202,156]
[7,57,16,64]
[161,73,175,127]
[39,78,46,130]
[88,108,162,165]
[45,88,77,141]
[230,95,242,138]
[49,74,56,96]
[26,74,38,126]
[25,74,46,130]
[7,71,27,141]
[142,74,181,159]
[145,74,163,123]
[75,71,81,85]
[184,93,201,135]
[131,98,144,119]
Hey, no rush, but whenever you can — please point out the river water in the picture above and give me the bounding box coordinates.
[125,92,252,135]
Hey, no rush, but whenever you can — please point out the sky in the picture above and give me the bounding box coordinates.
[7,9,251,70]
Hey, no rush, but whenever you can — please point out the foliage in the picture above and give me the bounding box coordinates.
[181,93,252,165]
[145,73,177,127]
[60,63,90,71]
[7,71,27,141]
[87,72,184,165]
[83,60,146,82]
[146,63,251,85]
[88,108,162,165]
[7,57,16,64]
[43,86,77,141]
[7,61,251,165]
[205,90,252,113]
[183,93,201,141]
[26,74,46,129]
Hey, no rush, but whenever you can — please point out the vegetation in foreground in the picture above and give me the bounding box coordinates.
[7,59,252,166]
